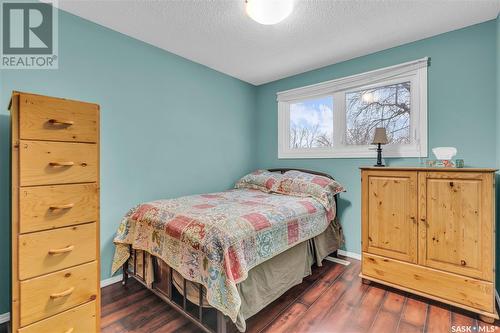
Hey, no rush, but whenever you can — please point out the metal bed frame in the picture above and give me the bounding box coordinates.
[121,168,341,333]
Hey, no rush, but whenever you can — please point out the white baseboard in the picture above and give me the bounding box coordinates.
[337,249,361,260]
[0,312,10,324]
[325,256,351,266]
[100,273,124,288]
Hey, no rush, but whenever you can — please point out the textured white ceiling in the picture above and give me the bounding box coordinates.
[58,0,500,85]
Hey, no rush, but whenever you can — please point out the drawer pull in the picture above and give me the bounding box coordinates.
[49,161,75,167]
[49,203,75,210]
[48,245,75,255]
[64,328,74,333]
[49,287,75,299]
[48,118,74,126]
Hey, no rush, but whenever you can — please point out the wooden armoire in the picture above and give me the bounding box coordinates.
[360,167,498,323]
[10,92,100,332]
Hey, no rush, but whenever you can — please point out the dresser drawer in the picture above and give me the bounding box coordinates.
[19,223,96,280]
[362,253,494,313]
[20,262,97,327]
[18,301,96,333]
[20,140,97,186]
[20,183,98,233]
[19,93,98,143]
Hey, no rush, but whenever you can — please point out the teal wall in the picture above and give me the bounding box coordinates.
[0,11,257,314]
[254,21,498,258]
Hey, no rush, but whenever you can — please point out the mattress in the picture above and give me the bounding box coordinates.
[112,188,338,329]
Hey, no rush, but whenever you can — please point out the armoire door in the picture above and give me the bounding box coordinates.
[362,170,418,263]
[418,172,493,281]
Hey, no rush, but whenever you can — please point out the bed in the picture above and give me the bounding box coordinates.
[111,168,345,333]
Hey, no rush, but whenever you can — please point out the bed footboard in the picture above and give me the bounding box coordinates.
[122,247,236,333]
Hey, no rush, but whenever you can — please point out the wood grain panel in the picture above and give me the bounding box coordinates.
[298,263,345,306]
[101,289,150,317]
[362,253,494,313]
[261,302,308,333]
[101,294,162,328]
[20,262,98,326]
[10,93,21,332]
[419,172,493,281]
[113,305,177,333]
[426,304,451,333]
[370,309,400,333]
[19,222,96,280]
[397,322,422,333]
[400,296,428,329]
[105,298,170,332]
[362,170,418,263]
[19,140,97,186]
[20,183,98,233]
[291,280,349,332]
[369,292,406,332]
[18,301,97,333]
[381,291,406,313]
[348,285,386,331]
[95,259,500,333]
[19,93,98,143]
[316,277,369,332]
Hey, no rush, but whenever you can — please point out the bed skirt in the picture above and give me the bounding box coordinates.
[124,221,342,332]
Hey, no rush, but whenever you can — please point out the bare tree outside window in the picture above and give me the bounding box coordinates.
[345,82,411,145]
[289,96,333,148]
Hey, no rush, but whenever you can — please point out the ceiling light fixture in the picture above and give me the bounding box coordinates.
[245,0,294,25]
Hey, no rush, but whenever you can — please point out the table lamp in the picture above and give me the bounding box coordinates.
[372,127,388,167]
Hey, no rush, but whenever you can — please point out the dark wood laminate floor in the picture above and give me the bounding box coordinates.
[101,257,500,333]
[3,257,498,333]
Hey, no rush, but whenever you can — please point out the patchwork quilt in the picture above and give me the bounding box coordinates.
[112,188,334,323]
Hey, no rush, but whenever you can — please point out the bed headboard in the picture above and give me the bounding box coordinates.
[267,168,336,181]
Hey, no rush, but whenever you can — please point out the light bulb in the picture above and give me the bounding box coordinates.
[245,0,294,25]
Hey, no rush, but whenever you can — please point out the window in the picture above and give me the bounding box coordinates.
[345,82,411,145]
[289,96,333,148]
[277,58,428,158]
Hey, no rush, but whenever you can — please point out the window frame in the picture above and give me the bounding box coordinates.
[277,58,428,159]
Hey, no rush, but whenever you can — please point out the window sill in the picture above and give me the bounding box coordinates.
[278,148,426,159]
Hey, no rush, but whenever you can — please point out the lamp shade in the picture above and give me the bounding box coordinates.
[372,127,388,145]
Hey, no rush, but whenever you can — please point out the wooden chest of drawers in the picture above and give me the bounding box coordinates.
[10,92,100,332]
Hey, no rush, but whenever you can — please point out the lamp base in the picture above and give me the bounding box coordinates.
[374,143,385,167]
